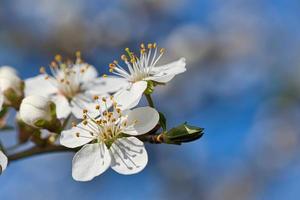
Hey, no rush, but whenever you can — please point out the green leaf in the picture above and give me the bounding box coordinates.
[159,112,167,131]
[164,123,204,144]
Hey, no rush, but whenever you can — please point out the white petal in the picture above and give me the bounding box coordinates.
[73,64,98,83]
[83,76,128,94]
[123,107,159,135]
[110,137,148,175]
[25,75,58,97]
[71,94,112,119]
[72,143,111,181]
[114,81,147,110]
[0,89,4,110]
[147,57,186,83]
[0,150,7,172]
[60,124,96,148]
[51,94,71,119]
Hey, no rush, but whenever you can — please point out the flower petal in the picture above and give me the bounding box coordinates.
[110,137,148,175]
[60,124,96,148]
[25,75,58,97]
[147,57,186,83]
[72,143,111,181]
[0,88,4,110]
[0,150,7,172]
[114,81,147,110]
[83,76,128,95]
[51,94,71,119]
[71,94,112,119]
[123,107,159,135]
[73,64,98,83]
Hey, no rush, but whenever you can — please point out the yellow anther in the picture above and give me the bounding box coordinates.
[109,63,116,68]
[93,95,99,100]
[83,121,88,125]
[160,48,165,54]
[55,54,62,62]
[76,132,80,137]
[102,97,106,102]
[72,122,77,127]
[95,105,100,110]
[102,74,107,78]
[40,67,46,74]
[75,51,81,58]
[80,68,85,73]
[113,60,118,64]
[50,61,58,68]
[153,43,157,48]
[116,108,121,113]
[121,54,128,61]
[83,115,87,119]
[83,109,88,113]
[109,68,114,73]
[140,43,145,49]
[148,43,153,49]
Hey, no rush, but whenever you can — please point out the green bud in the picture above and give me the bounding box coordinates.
[164,123,204,145]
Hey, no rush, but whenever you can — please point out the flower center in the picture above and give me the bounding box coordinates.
[108,43,165,82]
[40,52,90,100]
[75,97,136,147]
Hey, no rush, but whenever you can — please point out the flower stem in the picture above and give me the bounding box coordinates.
[145,94,155,108]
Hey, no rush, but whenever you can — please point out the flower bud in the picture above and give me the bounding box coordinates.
[19,96,61,132]
[0,66,24,108]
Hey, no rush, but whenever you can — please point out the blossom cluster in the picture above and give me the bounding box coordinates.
[0,43,202,181]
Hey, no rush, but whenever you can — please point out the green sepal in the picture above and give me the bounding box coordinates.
[34,119,47,127]
[144,81,155,95]
[164,123,204,145]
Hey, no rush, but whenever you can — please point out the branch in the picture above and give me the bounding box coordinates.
[8,145,75,161]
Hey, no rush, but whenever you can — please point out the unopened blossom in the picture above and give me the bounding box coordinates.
[25,52,126,119]
[0,150,7,173]
[19,95,57,129]
[60,97,159,181]
[108,43,186,109]
[0,66,24,107]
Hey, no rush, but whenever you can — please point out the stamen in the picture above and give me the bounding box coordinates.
[40,67,46,74]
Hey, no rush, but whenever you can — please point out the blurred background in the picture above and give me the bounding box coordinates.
[0,0,300,199]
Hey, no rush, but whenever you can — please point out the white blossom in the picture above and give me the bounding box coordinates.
[108,43,186,109]
[0,150,7,173]
[0,66,24,106]
[25,53,126,119]
[60,97,159,181]
[19,95,56,128]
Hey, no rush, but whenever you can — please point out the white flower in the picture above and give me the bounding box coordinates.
[0,88,4,111]
[0,66,24,106]
[60,98,159,181]
[25,53,126,119]
[19,95,56,128]
[108,43,186,109]
[0,150,7,173]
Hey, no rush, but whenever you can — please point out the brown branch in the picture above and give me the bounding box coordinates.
[8,145,76,161]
